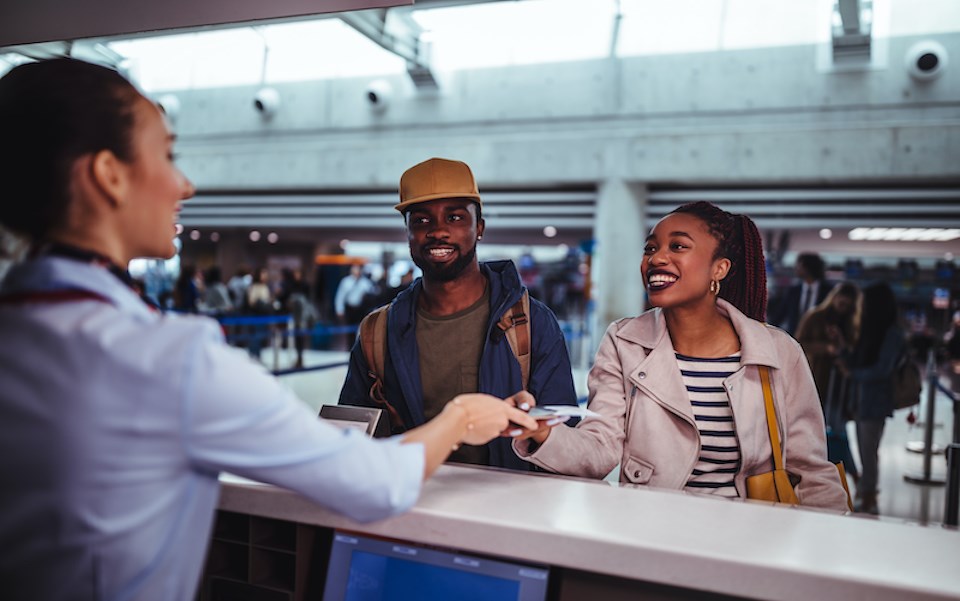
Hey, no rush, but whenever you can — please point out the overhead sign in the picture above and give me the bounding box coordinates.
[1,0,412,47]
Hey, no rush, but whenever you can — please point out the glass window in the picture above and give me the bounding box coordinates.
[411,0,617,70]
[109,20,405,92]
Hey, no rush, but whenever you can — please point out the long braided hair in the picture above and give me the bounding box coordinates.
[670,201,767,322]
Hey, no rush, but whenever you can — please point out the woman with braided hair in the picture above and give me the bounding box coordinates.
[511,201,849,510]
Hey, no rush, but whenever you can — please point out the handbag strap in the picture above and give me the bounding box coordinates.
[758,366,785,472]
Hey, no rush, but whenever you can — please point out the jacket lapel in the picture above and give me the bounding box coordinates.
[616,300,784,425]
[618,310,695,424]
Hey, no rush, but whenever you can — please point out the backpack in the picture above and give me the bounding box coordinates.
[358,291,531,431]
[892,351,922,410]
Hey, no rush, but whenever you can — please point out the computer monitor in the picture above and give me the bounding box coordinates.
[321,531,551,601]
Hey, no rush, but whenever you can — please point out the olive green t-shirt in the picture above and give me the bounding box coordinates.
[416,287,491,465]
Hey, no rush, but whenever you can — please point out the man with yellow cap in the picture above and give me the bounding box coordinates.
[338,158,578,471]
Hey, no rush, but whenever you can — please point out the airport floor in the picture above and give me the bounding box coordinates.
[267,346,958,528]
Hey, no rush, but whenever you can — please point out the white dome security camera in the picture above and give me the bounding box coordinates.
[365,79,393,112]
[156,94,180,122]
[905,40,948,81]
[253,87,280,118]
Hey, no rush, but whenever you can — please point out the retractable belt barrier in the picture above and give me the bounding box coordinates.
[217,314,360,345]
[271,362,349,377]
[222,316,586,346]
[218,314,293,327]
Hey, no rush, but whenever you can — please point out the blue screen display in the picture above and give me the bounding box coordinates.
[344,550,520,601]
[322,532,549,601]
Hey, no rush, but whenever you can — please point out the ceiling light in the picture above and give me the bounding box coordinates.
[847,227,960,242]
[899,228,928,241]
[819,228,832,240]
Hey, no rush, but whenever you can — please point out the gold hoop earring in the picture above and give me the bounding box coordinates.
[709,280,720,296]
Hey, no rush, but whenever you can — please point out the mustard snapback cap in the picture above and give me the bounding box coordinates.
[395,157,481,213]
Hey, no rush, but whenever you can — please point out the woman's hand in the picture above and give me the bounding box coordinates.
[834,357,850,378]
[503,391,568,445]
[826,325,848,355]
[443,393,539,446]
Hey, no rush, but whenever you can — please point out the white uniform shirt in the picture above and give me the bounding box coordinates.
[334,274,376,315]
[0,256,423,601]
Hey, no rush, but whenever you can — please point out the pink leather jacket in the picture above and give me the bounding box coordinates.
[516,299,849,511]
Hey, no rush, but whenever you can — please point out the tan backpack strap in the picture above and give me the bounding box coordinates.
[497,291,532,390]
[358,306,404,431]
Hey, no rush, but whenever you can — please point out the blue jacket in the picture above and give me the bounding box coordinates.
[849,325,907,420]
[338,260,578,471]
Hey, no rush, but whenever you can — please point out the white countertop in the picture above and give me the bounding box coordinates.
[219,465,960,601]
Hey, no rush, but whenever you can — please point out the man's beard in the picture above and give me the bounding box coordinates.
[413,243,477,283]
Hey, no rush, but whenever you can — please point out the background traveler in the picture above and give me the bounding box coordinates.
[795,282,861,483]
[837,281,907,514]
[770,252,831,336]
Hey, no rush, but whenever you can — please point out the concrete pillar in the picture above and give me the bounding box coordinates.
[592,179,647,347]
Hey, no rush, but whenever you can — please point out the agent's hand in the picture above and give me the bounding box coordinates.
[444,393,538,446]
[503,391,566,445]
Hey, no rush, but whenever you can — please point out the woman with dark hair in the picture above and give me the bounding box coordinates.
[174,262,201,312]
[511,201,848,510]
[0,58,536,601]
[838,281,905,514]
[796,282,861,480]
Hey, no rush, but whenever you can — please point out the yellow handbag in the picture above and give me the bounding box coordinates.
[746,366,853,510]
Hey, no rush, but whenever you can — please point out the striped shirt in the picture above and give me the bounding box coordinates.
[677,353,742,498]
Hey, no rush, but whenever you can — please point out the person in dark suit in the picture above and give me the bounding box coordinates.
[770,252,831,336]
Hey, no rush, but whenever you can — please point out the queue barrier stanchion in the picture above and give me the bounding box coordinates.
[947,443,960,528]
[938,380,960,527]
[904,349,946,486]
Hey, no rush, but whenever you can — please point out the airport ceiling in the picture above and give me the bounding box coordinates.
[3,0,959,259]
[4,1,960,91]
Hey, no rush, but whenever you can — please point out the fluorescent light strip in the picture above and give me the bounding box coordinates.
[847,228,960,242]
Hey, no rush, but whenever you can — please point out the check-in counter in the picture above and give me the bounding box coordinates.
[203,465,960,601]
